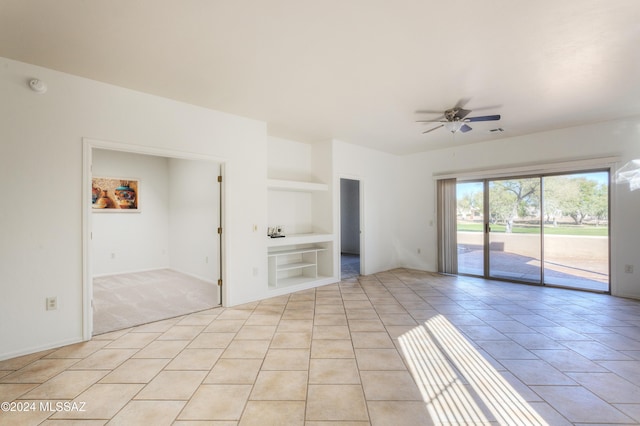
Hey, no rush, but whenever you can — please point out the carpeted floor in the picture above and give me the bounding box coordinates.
[93,269,219,336]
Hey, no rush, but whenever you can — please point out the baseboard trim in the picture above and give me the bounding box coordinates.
[93,268,216,285]
[92,267,171,278]
[614,292,640,301]
[168,268,217,285]
[0,336,85,362]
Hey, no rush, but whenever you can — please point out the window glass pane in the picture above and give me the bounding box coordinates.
[457,182,484,276]
[488,177,541,283]
[543,172,609,291]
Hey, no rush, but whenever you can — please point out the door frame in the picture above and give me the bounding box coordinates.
[338,176,364,278]
[82,138,227,340]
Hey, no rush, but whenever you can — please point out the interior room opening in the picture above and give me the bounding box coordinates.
[90,148,222,335]
[340,178,361,279]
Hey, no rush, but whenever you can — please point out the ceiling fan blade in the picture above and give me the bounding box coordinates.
[416,119,445,123]
[416,112,445,121]
[460,124,473,133]
[467,114,501,122]
[469,104,502,112]
[422,124,444,134]
[415,110,444,114]
[454,98,471,109]
[456,108,472,119]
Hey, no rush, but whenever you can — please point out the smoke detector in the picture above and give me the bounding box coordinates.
[28,79,47,94]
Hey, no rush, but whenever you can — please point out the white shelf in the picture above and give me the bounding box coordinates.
[269,275,333,289]
[268,247,328,256]
[277,262,316,272]
[268,245,327,289]
[267,179,328,192]
[267,233,334,247]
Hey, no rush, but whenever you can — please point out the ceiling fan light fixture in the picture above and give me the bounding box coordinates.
[444,121,464,133]
[418,101,501,136]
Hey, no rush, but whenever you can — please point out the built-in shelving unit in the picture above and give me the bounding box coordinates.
[267,179,335,290]
[268,246,329,288]
[266,138,336,293]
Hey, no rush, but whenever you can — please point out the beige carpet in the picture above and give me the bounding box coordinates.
[93,269,219,335]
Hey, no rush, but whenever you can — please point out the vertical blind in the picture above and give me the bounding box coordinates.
[437,178,458,274]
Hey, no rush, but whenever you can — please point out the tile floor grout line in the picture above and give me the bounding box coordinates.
[2,268,640,424]
[339,280,369,424]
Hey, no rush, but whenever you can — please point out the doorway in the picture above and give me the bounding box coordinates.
[83,139,225,339]
[340,178,361,279]
[456,170,609,292]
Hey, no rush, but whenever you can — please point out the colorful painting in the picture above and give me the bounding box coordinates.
[92,177,139,211]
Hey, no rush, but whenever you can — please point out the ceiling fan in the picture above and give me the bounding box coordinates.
[416,99,501,134]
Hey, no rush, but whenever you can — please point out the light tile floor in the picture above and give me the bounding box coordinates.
[1,269,640,425]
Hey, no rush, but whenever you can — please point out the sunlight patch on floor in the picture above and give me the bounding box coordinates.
[399,315,548,425]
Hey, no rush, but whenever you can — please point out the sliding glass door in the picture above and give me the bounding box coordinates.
[455,170,609,292]
[488,177,541,283]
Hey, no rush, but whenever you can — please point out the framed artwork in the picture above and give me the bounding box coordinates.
[92,177,140,212]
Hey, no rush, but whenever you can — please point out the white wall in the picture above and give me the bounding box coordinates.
[267,136,314,235]
[397,118,640,299]
[92,149,170,276]
[268,190,313,235]
[333,140,402,275]
[268,136,312,181]
[168,158,220,284]
[0,57,268,360]
[311,141,335,235]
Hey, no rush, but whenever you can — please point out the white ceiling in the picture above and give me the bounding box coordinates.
[2,0,640,154]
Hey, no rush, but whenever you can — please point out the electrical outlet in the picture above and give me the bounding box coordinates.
[417,248,421,254]
[46,297,57,311]
[205,256,209,264]
[110,252,116,259]
[625,264,634,274]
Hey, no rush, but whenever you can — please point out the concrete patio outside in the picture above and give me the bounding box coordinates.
[458,232,609,292]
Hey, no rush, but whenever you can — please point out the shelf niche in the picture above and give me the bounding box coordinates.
[266,137,336,293]
[268,244,333,289]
